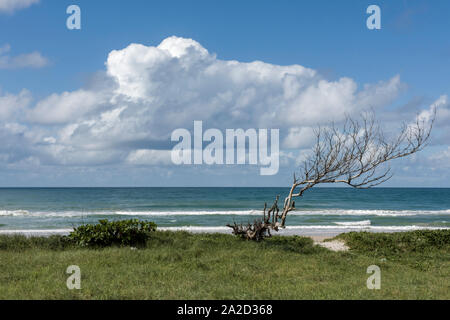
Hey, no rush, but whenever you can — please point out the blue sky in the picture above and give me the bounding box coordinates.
[0,0,449,187]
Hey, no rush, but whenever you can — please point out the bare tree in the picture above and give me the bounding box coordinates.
[227,110,435,241]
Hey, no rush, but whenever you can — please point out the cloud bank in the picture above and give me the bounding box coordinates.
[0,36,447,183]
[0,0,39,14]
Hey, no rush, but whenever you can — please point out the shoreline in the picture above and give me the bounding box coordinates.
[1,225,448,239]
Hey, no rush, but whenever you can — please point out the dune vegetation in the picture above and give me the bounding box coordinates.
[0,229,448,299]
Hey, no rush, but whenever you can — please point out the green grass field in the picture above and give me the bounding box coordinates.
[0,230,449,299]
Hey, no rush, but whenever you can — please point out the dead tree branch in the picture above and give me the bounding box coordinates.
[227,110,435,240]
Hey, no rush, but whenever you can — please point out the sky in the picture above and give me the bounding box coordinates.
[0,0,449,187]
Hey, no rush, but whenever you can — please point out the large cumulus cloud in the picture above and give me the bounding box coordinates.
[0,36,445,172]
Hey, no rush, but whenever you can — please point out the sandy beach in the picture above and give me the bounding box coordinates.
[1,225,446,240]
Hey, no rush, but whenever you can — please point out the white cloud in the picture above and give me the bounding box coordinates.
[126,149,172,166]
[0,36,443,170]
[428,147,450,169]
[421,95,450,125]
[0,0,39,14]
[28,90,107,124]
[282,126,316,149]
[0,44,48,69]
[0,89,32,120]
[102,36,403,132]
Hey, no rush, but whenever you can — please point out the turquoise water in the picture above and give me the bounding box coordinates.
[0,187,449,233]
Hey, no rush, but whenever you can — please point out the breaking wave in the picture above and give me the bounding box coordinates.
[334,220,371,226]
[1,209,449,217]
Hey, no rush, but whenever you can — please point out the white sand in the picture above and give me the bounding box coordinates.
[313,238,349,252]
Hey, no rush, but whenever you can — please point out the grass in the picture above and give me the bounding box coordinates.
[0,230,449,299]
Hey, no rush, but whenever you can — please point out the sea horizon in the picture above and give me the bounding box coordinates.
[1,186,449,189]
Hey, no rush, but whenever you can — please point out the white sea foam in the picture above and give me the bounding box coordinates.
[0,210,110,217]
[292,209,450,217]
[0,209,449,217]
[0,210,31,216]
[0,229,73,235]
[114,210,263,216]
[334,220,371,226]
[161,225,449,233]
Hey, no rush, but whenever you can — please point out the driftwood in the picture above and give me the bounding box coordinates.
[227,196,280,241]
[227,111,435,241]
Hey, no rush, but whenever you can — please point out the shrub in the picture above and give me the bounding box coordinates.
[66,219,157,247]
[337,230,450,255]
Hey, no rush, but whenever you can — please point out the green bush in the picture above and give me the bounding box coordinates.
[337,230,450,255]
[66,219,157,247]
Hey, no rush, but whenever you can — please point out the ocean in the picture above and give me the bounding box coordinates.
[0,187,449,236]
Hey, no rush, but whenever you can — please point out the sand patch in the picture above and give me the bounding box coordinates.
[313,239,349,252]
